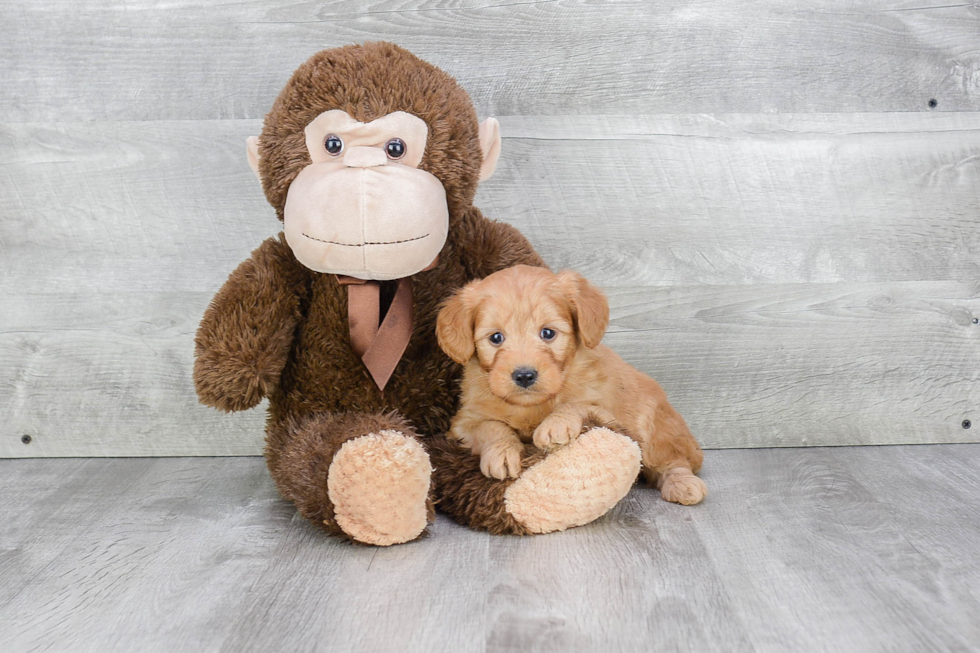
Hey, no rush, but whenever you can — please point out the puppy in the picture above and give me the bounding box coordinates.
[436,265,707,506]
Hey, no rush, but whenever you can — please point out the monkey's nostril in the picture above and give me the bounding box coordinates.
[512,367,538,388]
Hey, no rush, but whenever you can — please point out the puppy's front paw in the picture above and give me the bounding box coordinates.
[659,469,708,506]
[480,440,523,479]
[533,413,584,450]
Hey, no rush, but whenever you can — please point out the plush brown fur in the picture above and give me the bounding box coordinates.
[265,411,429,540]
[194,43,549,540]
[256,42,485,224]
[195,43,651,542]
[427,437,549,536]
[437,266,707,504]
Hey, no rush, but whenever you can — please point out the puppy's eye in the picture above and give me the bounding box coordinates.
[540,328,557,341]
[488,332,505,346]
[385,138,406,160]
[324,134,344,155]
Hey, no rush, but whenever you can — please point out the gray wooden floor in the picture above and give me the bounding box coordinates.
[2,446,979,652]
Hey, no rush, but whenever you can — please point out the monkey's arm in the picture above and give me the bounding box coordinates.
[194,235,307,412]
[457,206,548,278]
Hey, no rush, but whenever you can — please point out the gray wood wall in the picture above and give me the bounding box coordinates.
[2,0,978,456]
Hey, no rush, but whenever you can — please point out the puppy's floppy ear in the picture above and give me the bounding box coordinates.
[557,270,609,349]
[437,283,480,364]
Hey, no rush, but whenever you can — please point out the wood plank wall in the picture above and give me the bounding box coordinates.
[2,0,978,456]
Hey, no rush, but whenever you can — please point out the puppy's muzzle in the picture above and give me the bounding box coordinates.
[512,367,538,388]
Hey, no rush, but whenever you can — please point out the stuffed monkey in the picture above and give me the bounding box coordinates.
[194,43,642,545]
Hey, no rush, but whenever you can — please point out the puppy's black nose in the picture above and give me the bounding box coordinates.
[512,367,538,388]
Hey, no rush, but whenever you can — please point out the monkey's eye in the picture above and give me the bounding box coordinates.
[324,134,344,155]
[488,332,505,346]
[384,138,406,160]
[540,328,557,341]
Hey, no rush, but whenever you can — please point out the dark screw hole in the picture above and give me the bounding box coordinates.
[973,318,979,324]
[964,420,973,430]
[928,99,938,108]
[21,435,32,444]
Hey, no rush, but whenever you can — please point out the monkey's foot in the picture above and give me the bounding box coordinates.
[503,427,641,534]
[327,430,431,546]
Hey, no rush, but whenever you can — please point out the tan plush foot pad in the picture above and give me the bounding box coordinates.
[327,431,432,546]
[503,427,642,534]
[659,468,708,505]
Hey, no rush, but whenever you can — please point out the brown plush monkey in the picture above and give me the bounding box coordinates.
[194,42,642,545]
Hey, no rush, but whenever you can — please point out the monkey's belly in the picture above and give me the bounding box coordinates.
[270,346,461,438]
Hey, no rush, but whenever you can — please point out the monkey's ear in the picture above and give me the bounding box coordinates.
[436,284,480,364]
[557,270,609,349]
[245,136,261,182]
[478,118,502,181]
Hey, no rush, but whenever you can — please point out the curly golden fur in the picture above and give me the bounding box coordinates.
[437,265,708,505]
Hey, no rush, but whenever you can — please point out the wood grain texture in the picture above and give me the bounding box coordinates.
[484,494,756,652]
[2,0,979,122]
[4,114,978,296]
[2,280,976,456]
[837,444,980,649]
[689,446,980,652]
[219,518,490,652]
[3,4,979,456]
[2,447,979,652]
[484,114,980,287]
[0,120,276,296]
[0,458,296,652]
[607,281,980,448]
[0,292,266,457]
[2,114,977,455]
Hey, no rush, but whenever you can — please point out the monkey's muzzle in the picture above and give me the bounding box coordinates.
[283,160,449,280]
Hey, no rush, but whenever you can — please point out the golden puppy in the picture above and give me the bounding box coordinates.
[436,265,707,505]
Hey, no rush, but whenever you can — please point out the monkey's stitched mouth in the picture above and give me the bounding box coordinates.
[301,233,429,247]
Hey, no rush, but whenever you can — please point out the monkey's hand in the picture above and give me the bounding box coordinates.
[194,236,304,412]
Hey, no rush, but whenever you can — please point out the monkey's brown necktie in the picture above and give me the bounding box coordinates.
[337,275,413,392]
